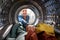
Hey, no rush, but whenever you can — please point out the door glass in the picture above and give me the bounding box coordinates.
[18,8,36,25]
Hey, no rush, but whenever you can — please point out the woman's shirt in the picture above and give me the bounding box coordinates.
[18,15,29,28]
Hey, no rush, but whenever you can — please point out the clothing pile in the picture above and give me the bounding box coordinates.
[25,25,38,40]
[25,23,57,40]
[36,23,55,36]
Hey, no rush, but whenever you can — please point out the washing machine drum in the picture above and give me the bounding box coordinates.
[9,1,43,26]
[0,1,44,39]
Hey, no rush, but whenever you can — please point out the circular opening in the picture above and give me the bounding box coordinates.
[15,5,40,26]
[18,8,36,25]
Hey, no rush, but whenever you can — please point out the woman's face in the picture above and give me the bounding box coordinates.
[22,9,27,17]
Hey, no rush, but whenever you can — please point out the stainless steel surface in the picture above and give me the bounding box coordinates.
[3,24,13,38]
